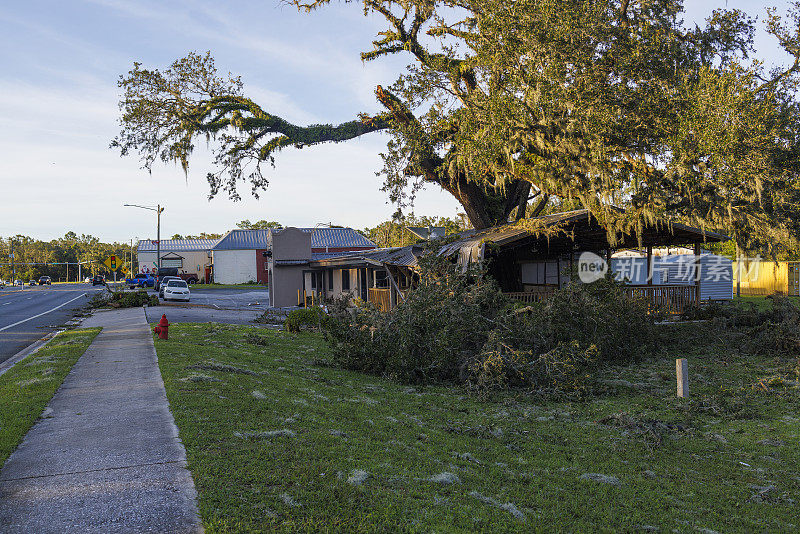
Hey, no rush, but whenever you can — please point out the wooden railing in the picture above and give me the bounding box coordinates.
[368,288,391,311]
[505,284,697,314]
[504,285,558,303]
[622,285,696,315]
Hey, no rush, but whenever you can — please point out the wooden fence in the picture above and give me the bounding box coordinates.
[368,288,391,312]
[505,284,698,314]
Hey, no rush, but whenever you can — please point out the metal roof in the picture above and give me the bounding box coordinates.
[137,238,219,252]
[211,227,375,251]
[306,228,376,249]
[310,246,423,269]
[212,229,271,250]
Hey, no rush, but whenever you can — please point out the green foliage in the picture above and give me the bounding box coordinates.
[361,213,470,248]
[91,289,159,309]
[466,341,598,395]
[115,2,800,249]
[235,219,282,230]
[323,257,656,392]
[284,306,326,333]
[0,233,132,281]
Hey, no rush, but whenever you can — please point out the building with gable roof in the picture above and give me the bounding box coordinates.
[211,227,376,285]
[136,238,219,282]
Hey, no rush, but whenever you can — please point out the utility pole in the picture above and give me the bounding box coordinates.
[157,204,162,272]
[123,204,165,275]
[10,238,14,282]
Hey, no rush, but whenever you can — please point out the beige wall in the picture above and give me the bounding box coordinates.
[269,264,307,307]
[136,250,209,279]
[269,227,311,260]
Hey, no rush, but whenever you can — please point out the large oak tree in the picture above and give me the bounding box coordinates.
[113,0,800,251]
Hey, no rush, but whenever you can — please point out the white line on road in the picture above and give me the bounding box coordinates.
[0,293,88,333]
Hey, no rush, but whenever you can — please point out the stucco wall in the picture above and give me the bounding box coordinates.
[269,264,306,307]
[270,227,312,260]
[212,250,257,284]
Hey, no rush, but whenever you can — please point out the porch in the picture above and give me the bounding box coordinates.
[504,284,698,314]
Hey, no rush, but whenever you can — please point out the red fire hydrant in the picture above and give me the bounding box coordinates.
[154,314,169,340]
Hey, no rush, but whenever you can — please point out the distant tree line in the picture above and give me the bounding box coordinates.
[0,233,132,282]
[362,214,470,248]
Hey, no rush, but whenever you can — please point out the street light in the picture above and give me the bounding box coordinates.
[123,204,164,274]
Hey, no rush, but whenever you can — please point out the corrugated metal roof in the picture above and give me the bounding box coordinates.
[212,227,376,251]
[137,238,219,252]
[212,229,271,250]
[306,228,376,249]
[310,246,422,268]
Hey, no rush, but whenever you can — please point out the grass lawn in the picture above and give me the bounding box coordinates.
[733,295,800,309]
[155,323,799,532]
[0,328,100,465]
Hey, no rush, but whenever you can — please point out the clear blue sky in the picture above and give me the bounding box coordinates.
[0,0,793,242]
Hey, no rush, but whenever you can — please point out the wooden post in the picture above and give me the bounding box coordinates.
[676,358,688,398]
[693,243,701,306]
[646,245,653,285]
[557,257,562,289]
[735,243,741,298]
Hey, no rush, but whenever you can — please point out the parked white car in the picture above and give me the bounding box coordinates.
[163,279,190,301]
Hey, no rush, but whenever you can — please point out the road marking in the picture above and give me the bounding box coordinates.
[0,293,87,333]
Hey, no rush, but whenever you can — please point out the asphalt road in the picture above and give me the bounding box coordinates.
[178,288,270,309]
[0,283,100,364]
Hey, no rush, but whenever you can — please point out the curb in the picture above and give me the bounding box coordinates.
[0,329,65,378]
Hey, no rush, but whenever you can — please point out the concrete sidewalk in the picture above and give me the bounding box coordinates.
[0,308,202,533]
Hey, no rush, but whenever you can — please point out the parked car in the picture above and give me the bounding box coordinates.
[0,279,5,288]
[91,275,106,286]
[84,276,92,283]
[38,276,52,285]
[158,276,181,298]
[29,280,37,286]
[163,279,191,301]
[125,273,156,289]
[15,279,23,286]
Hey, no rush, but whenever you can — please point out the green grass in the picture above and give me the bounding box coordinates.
[0,328,100,465]
[733,295,800,310]
[155,323,800,532]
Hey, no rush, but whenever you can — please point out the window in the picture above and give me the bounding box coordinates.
[375,270,389,288]
[310,272,316,289]
[328,270,333,289]
[167,280,188,288]
[341,269,350,290]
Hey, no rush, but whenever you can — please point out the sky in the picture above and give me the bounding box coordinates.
[0,0,794,242]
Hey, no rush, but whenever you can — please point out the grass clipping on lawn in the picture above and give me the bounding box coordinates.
[155,323,800,533]
[0,328,100,465]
